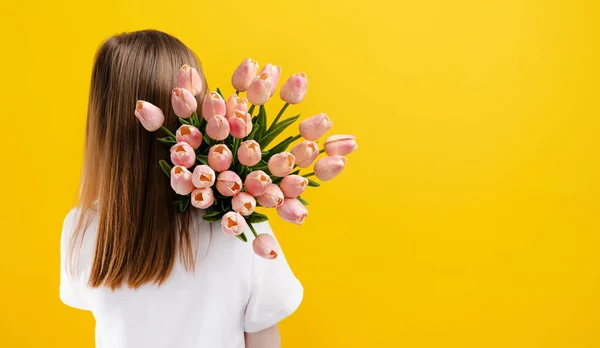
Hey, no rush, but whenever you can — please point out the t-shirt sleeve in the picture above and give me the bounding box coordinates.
[59,208,90,310]
[244,221,304,333]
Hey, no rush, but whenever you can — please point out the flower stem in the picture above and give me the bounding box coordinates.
[291,134,302,142]
[268,103,289,132]
[319,149,325,154]
[248,105,256,116]
[160,126,176,139]
[235,90,240,96]
[247,221,258,237]
[302,172,315,178]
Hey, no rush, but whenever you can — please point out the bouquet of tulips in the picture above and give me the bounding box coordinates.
[134,58,357,259]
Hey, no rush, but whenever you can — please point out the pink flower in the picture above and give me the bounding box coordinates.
[191,165,216,188]
[324,134,358,156]
[314,155,347,181]
[175,125,202,149]
[171,87,197,119]
[206,114,230,141]
[280,175,308,198]
[252,233,279,259]
[170,166,194,195]
[259,63,282,96]
[216,171,243,197]
[231,58,259,92]
[232,192,256,216]
[228,109,253,139]
[226,95,249,119]
[191,187,215,209]
[257,184,284,208]
[276,198,308,225]
[247,73,272,106]
[299,113,333,141]
[237,140,262,167]
[245,170,272,196]
[208,144,233,172]
[170,142,195,168]
[202,91,226,121]
[221,211,247,236]
[134,100,165,131]
[268,152,295,177]
[177,64,203,96]
[280,73,308,104]
[290,140,319,168]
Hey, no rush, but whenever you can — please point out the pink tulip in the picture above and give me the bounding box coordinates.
[257,184,285,208]
[216,171,243,197]
[280,73,308,104]
[290,140,319,168]
[177,64,203,96]
[314,155,347,181]
[232,192,256,216]
[280,175,308,198]
[170,142,195,168]
[324,135,358,156]
[191,165,216,188]
[221,211,247,236]
[259,63,282,96]
[208,144,233,172]
[171,87,197,119]
[237,140,261,167]
[268,152,295,177]
[252,233,279,259]
[228,109,253,139]
[231,58,259,92]
[206,114,230,141]
[134,100,165,131]
[202,91,226,121]
[245,170,272,196]
[191,187,215,209]
[247,73,273,106]
[175,125,202,149]
[226,95,249,119]
[299,113,333,141]
[170,166,194,195]
[276,198,308,225]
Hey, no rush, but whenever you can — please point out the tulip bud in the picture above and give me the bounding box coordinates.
[280,175,308,198]
[268,152,295,177]
[191,187,215,209]
[135,100,165,131]
[245,170,272,196]
[171,87,197,119]
[280,73,308,104]
[170,142,196,168]
[259,63,282,96]
[232,192,256,216]
[314,155,347,181]
[237,140,262,167]
[276,198,308,225]
[226,95,249,119]
[206,114,230,141]
[202,91,226,121]
[177,64,203,96]
[170,166,194,195]
[228,109,253,139]
[299,113,333,141]
[208,144,233,172]
[324,135,358,156]
[175,125,202,149]
[221,211,247,236]
[216,171,243,197]
[191,165,216,188]
[252,233,279,259]
[290,140,319,168]
[256,184,285,208]
[247,73,273,106]
[232,58,259,92]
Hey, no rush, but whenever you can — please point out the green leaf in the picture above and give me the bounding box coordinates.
[203,135,213,146]
[159,160,172,177]
[307,178,320,187]
[259,114,300,148]
[246,212,269,223]
[297,196,309,206]
[290,169,300,176]
[265,136,295,158]
[179,117,190,125]
[220,197,231,212]
[236,232,248,243]
[246,124,260,141]
[157,137,176,146]
[248,105,256,117]
[216,87,225,100]
[202,209,224,222]
[197,155,209,166]
[257,105,267,140]
[178,195,190,212]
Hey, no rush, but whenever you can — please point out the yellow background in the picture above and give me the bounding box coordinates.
[1,0,599,347]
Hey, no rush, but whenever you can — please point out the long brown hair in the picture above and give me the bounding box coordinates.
[72,30,208,289]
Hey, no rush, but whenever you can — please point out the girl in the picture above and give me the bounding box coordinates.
[60,29,303,348]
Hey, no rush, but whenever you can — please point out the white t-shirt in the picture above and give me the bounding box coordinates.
[59,208,303,348]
